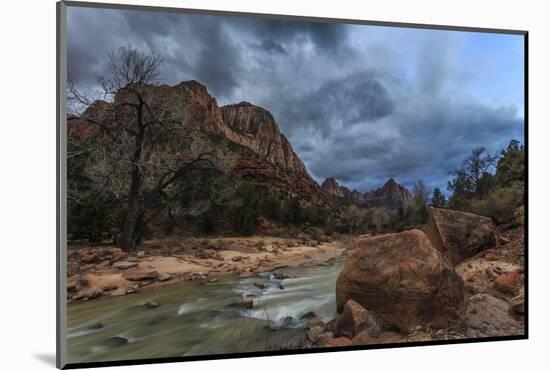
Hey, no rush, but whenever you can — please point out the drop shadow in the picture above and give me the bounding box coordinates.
[34,353,57,367]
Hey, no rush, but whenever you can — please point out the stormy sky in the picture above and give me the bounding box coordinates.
[67,6,525,195]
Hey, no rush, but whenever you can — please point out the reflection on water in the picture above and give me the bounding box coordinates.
[67,259,344,363]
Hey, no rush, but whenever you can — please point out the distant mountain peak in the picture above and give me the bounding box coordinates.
[321,177,412,209]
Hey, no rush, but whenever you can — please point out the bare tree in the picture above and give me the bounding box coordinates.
[69,46,217,249]
[460,147,497,194]
[369,207,391,235]
[412,180,430,223]
[412,180,430,207]
[341,205,365,235]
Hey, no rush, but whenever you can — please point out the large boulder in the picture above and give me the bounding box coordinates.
[336,229,466,332]
[425,207,497,266]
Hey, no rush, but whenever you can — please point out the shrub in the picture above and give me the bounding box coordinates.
[233,206,260,235]
[258,196,281,220]
[308,228,323,242]
[279,198,302,224]
[469,184,524,224]
[302,207,326,226]
[232,182,261,235]
[200,205,220,234]
[68,193,112,242]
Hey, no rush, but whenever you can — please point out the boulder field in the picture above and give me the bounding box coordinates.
[330,207,523,345]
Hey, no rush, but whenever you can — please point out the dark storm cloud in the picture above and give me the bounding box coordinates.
[254,39,288,55]
[68,8,350,99]
[232,18,349,51]
[304,96,523,193]
[68,6,524,195]
[273,72,395,138]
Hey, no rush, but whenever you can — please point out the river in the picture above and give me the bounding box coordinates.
[67,258,344,363]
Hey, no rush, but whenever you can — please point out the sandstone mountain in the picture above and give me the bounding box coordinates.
[321,177,412,209]
[363,178,413,209]
[221,102,308,175]
[320,178,348,199]
[69,80,328,205]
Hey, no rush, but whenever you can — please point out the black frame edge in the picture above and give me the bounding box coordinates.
[63,335,528,369]
[61,0,528,35]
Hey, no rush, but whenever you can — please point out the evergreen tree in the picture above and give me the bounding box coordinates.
[496,139,525,187]
[431,187,447,208]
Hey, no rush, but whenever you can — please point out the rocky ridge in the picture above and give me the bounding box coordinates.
[321,177,413,209]
[69,80,328,205]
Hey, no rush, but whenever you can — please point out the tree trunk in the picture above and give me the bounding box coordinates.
[118,103,145,251]
[118,168,142,250]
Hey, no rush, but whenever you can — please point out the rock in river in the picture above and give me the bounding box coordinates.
[140,300,160,309]
[110,288,127,297]
[84,287,104,299]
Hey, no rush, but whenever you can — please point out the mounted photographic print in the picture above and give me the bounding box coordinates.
[56,1,528,368]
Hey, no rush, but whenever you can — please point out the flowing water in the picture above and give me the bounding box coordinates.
[67,258,344,363]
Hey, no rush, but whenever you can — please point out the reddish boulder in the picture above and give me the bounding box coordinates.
[122,268,159,281]
[109,247,127,261]
[425,207,497,266]
[336,300,381,339]
[336,229,466,332]
[80,252,98,264]
[493,271,522,294]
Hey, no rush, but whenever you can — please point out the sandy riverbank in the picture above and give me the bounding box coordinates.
[67,236,349,302]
